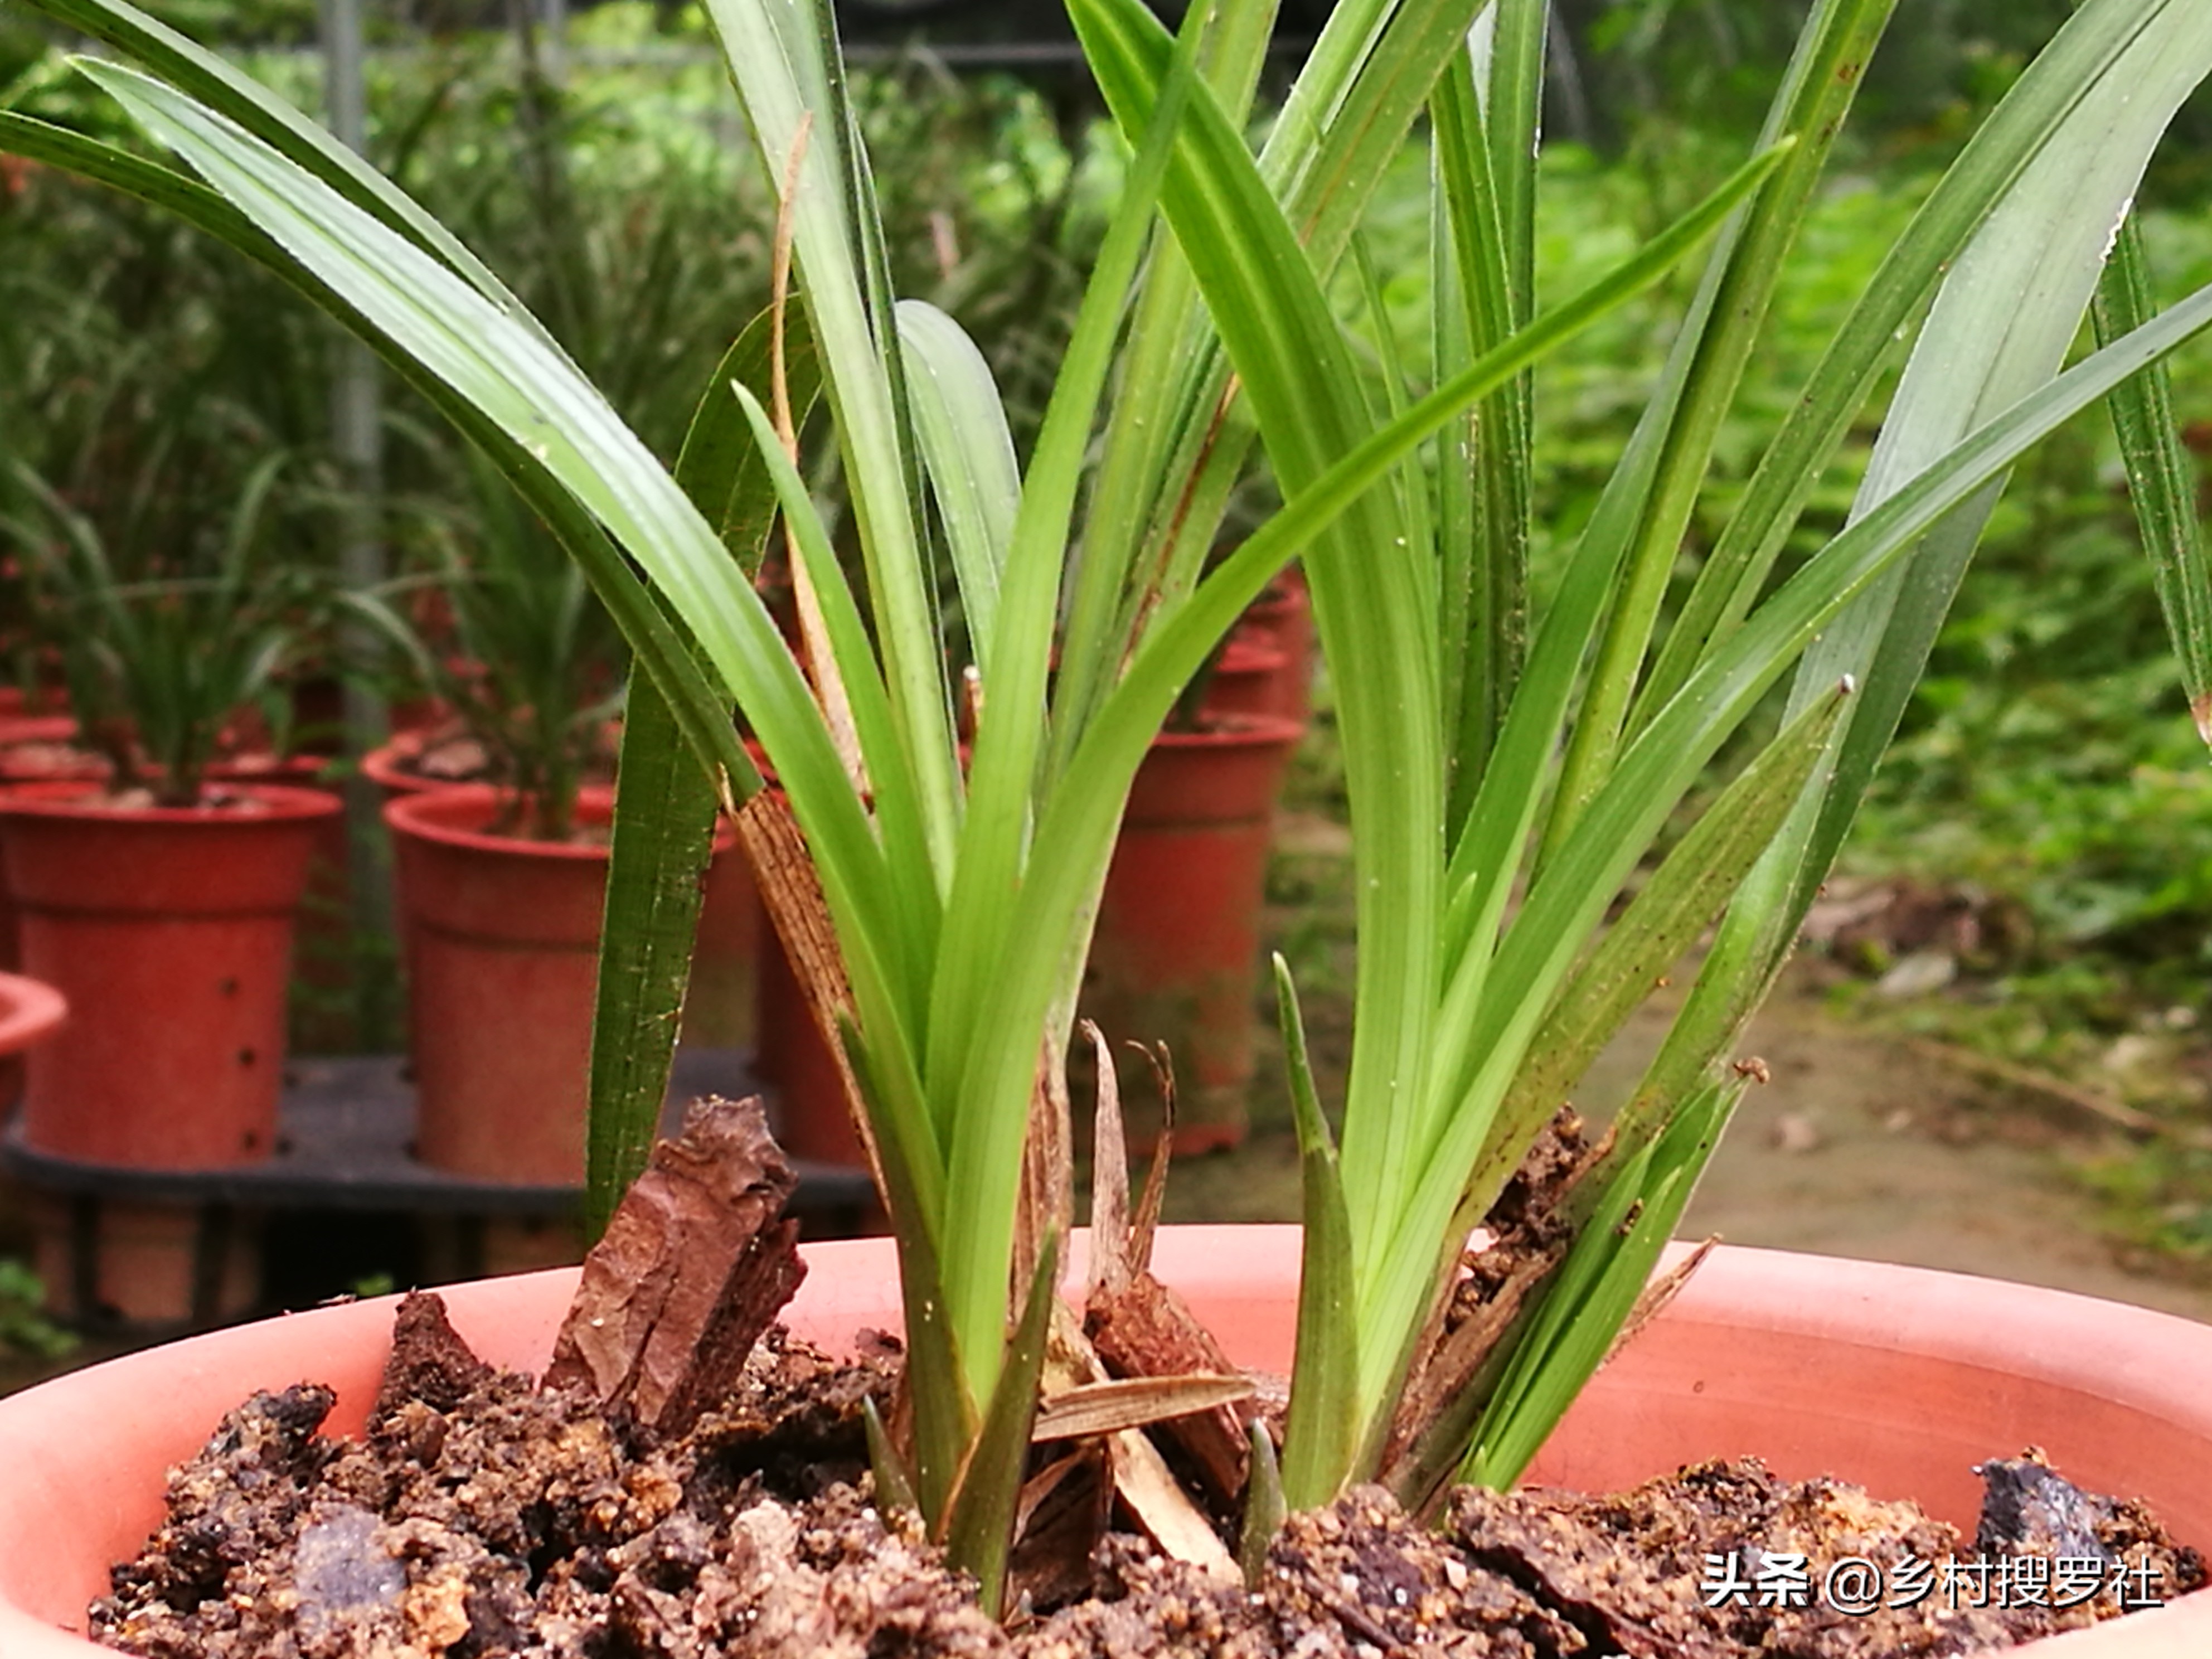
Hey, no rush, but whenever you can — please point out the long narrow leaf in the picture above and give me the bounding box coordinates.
[584,315,822,1233]
[1273,957,1360,1510]
[898,300,1018,681]
[2094,210,2212,744]
[1476,680,1849,1202]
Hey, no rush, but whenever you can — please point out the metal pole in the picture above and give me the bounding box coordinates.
[541,0,570,88]
[318,0,396,1033]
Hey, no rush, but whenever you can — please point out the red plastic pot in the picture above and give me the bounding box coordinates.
[1084,715,1302,1152]
[0,720,101,795]
[359,729,481,798]
[385,785,736,1187]
[0,1236,2207,1656]
[1197,637,1291,723]
[371,733,764,1047]
[0,967,66,1055]
[1234,568,1313,726]
[0,781,341,1169]
[743,754,869,1173]
[0,712,78,758]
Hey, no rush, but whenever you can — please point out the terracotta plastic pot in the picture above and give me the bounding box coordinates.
[385,785,736,1187]
[202,754,352,1056]
[1197,636,1292,723]
[366,729,758,1047]
[0,1236,2206,1656]
[685,844,764,1048]
[0,781,341,1169]
[1083,715,1302,1152]
[1229,569,1313,726]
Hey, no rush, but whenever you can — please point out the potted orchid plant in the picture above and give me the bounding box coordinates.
[0,433,338,1323]
[1,0,2211,1650]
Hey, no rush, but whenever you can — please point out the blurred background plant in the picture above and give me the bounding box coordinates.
[347,448,629,840]
[0,447,322,805]
[6,0,2212,1257]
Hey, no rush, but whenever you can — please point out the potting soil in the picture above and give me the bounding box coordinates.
[89,1291,2201,1659]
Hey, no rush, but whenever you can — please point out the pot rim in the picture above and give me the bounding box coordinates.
[0,778,343,824]
[384,783,739,860]
[0,1236,2205,1658]
[357,730,446,797]
[384,780,617,858]
[1149,712,1306,749]
[0,716,81,748]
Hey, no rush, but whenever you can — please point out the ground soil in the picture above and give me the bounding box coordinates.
[1154,813,2212,1328]
[1160,972,2212,1323]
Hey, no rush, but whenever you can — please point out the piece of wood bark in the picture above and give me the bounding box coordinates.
[1085,1271,1253,1507]
[544,1095,806,1437]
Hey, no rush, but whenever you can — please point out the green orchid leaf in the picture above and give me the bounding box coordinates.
[896,299,1018,681]
[1272,956,1360,1510]
[1547,0,1894,850]
[1462,1078,1739,1491]
[1477,680,1850,1204]
[0,110,751,803]
[680,308,822,576]
[1239,1417,1288,1588]
[864,1394,922,1520]
[589,683,722,1236]
[940,1231,1059,1613]
[2094,210,2212,745]
[585,307,827,1235]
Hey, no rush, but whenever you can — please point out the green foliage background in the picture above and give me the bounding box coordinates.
[7,0,2212,1206]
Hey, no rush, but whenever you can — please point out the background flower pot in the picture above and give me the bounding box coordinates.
[0,1237,2207,1657]
[0,968,67,1286]
[1195,636,1291,723]
[0,781,339,1171]
[369,731,764,1049]
[0,783,338,1327]
[743,751,872,1178]
[1082,715,1304,1153]
[385,785,737,1190]
[753,921,868,1170]
[1225,567,1313,726]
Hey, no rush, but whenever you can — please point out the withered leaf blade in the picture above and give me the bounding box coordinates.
[544,1094,804,1437]
[1016,1027,1074,1302]
[1109,1425,1238,1583]
[1084,1019,1133,1298]
[1032,1373,1257,1443]
[1042,1302,1233,1582]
